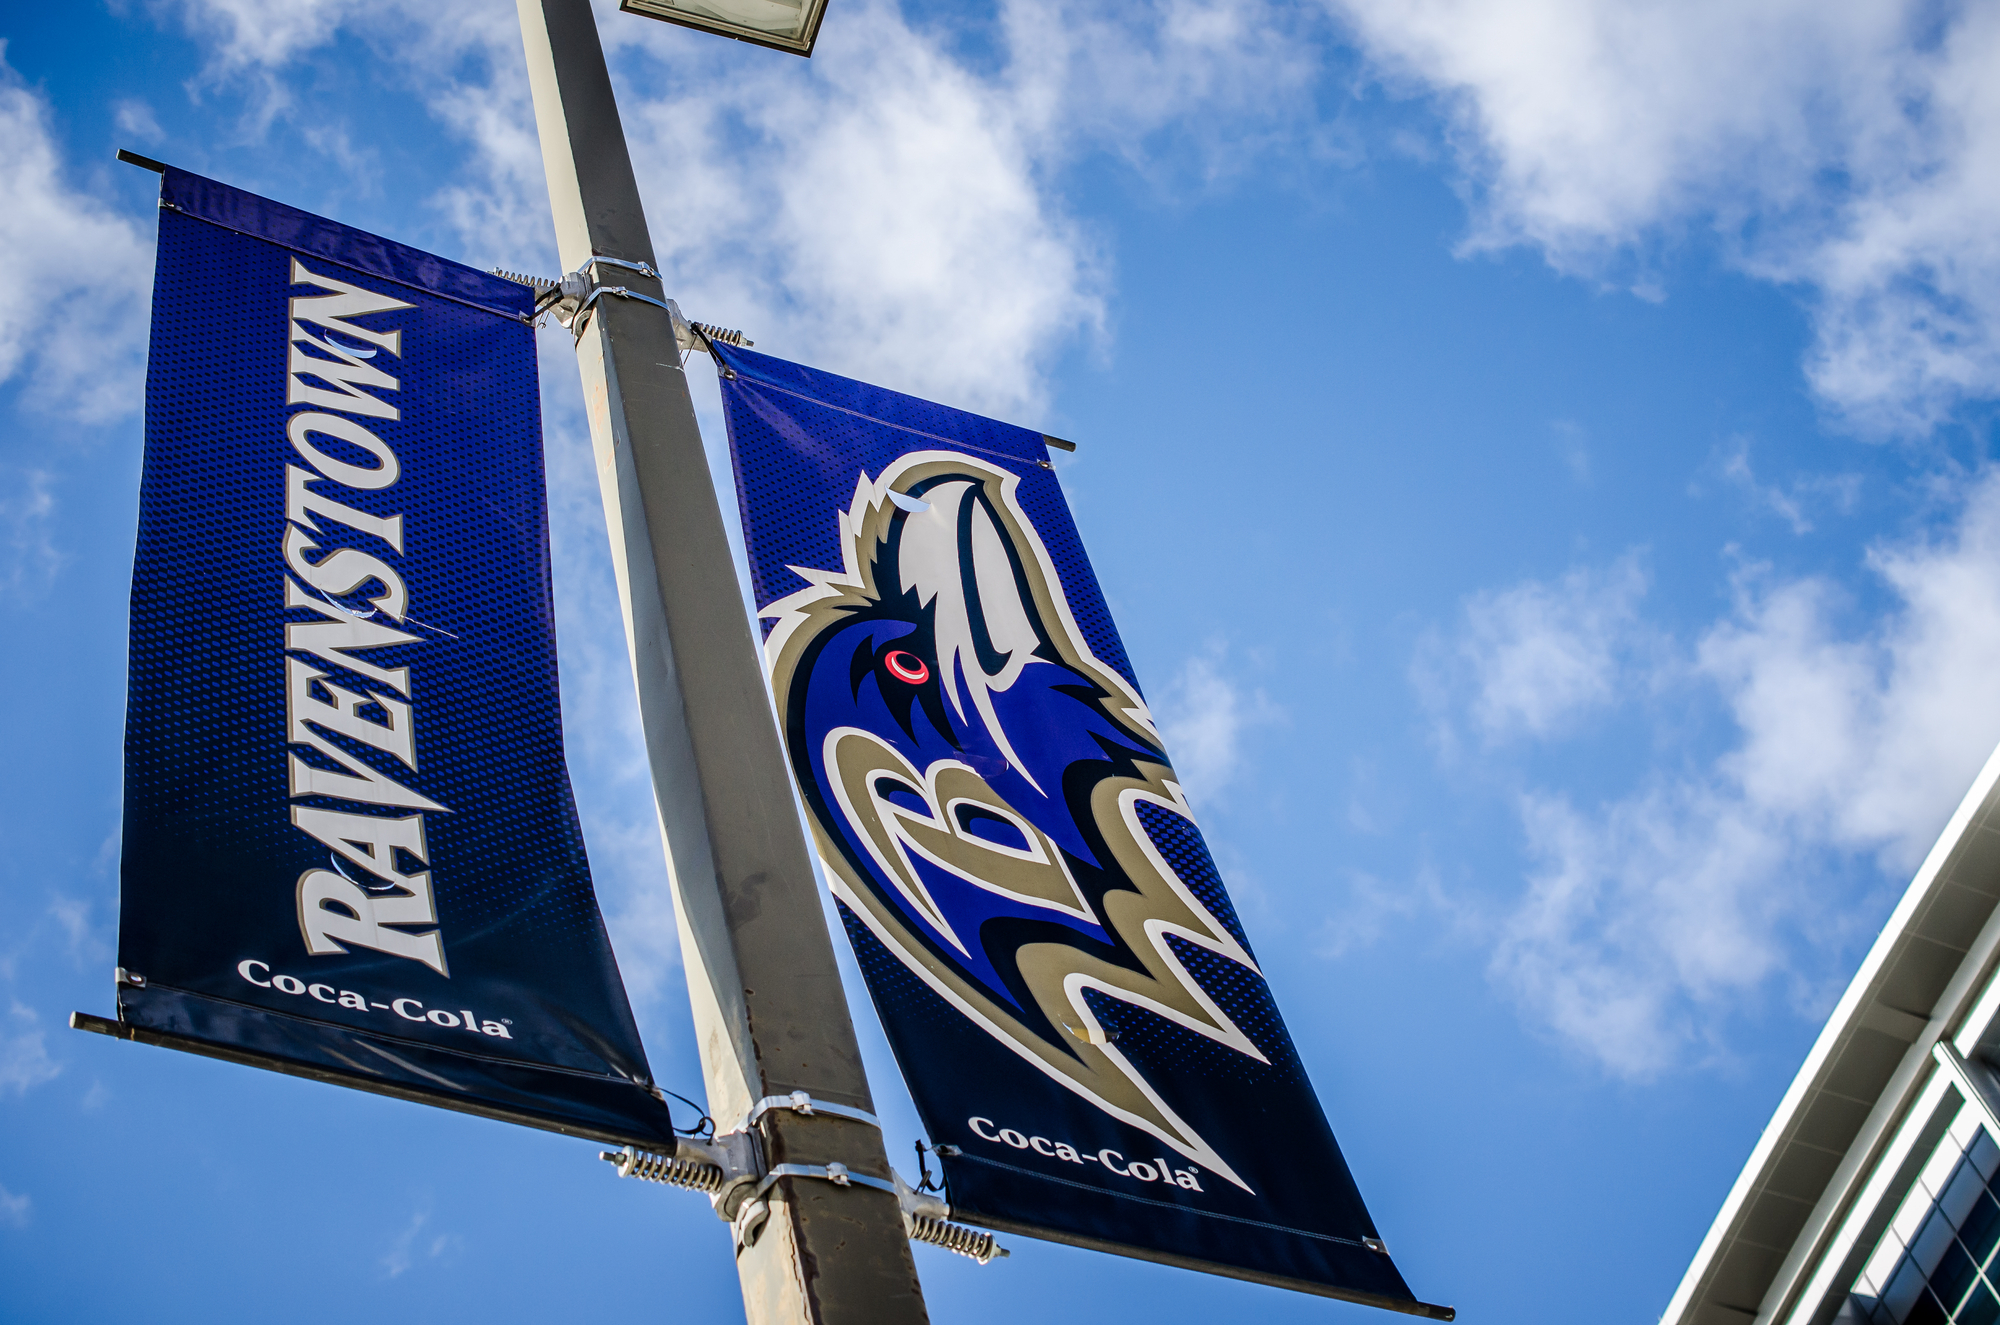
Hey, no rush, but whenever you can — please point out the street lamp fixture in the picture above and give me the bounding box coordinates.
[621,0,829,56]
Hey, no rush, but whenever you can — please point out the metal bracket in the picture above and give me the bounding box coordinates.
[1935,1040,2000,1138]
[731,1163,1007,1264]
[601,1130,762,1222]
[685,317,753,351]
[887,1170,1008,1264]
[490,265,752,353]
[893,1167,948,1222]
[602,1143,725,1193]
[601,1141,1008,1264]
[613,1091,879,1237]
[743,1090,881,1132]
[907,1213,1008,1265]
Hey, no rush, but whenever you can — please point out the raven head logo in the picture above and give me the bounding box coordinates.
[765,453,1266,1190]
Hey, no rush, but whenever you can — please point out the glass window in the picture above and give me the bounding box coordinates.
[1947,1166,1992,1230]
[1971,1133,2000,1183]
[1918,1211,1964,1276]
[1962,1194,2000,1268]
[1886,1259,1934,1321]
[1910,1290,1954,1325]
[1934,1243,1980,1314]
[1958,1284,2000,1325]
[1849,1120,2000,1325]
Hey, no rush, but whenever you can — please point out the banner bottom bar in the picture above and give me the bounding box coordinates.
[955,1210,1455,1321]
[70,1011,664,1150]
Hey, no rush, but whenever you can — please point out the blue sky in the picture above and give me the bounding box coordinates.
[5,0,2000,1321]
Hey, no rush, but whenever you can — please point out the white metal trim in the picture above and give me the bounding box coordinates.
[1662,737,2000,1325]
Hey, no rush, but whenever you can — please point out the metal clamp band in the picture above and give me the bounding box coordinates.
[730,1161,898,1250]
[580,255,660,281]
[577,285,676,317]
[744,1090,881,1131]
[751,1161,897,1204]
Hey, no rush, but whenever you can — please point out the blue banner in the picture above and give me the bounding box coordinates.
[115,167,678,1146]
[714,343,1439,1313]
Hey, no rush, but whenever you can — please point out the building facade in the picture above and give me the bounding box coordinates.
[1665,747,2000,1325]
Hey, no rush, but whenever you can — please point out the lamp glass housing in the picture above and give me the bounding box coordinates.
[621,0,829,56]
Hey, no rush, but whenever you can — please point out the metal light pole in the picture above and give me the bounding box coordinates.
[514,3,929,1322]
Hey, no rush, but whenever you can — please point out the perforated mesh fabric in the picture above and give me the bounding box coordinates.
[712,340,1417,1306]
[715,344,1138,691]
[118,169,674,1143]
[1133,799,1258,960]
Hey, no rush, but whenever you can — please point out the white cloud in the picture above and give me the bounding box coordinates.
[161,0,2000,433]
[423,50,551,277]
[995,0,1331,179]
[0,52,152,422]
[1316,864,1447,960]
[1435,553,1650,743]
[605,0,1331,414]
[1715,438,1862,535]
[112,99,163,143]
[1704,482,2000,866]
[176,0,2000,436]
[1463,471,2000,1076]
[1154,646,1277,806]
[1552,419,1591,484]
[0,1182,29,1229]
[608,4,1103,418]
[1333,0,2000,434]
[169,0,348,73]
[0,469,60,601]
[381,1208,455,1278]
[171,0,1325,418]
[525,392,686,1023]
[1500,784,1805,1077]
[48,893,109,969]
[0,1002,60,1096]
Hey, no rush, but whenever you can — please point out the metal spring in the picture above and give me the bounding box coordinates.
[908,1214,1008,1265]
[691,320,754,348]
[492,268,560,292]
[601,1147,725,1193]
[490,270,749,346]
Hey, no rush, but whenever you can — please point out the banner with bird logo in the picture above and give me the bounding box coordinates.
[714,342,1441,1316]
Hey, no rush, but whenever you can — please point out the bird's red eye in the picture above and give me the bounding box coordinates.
[884,650,929,684]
